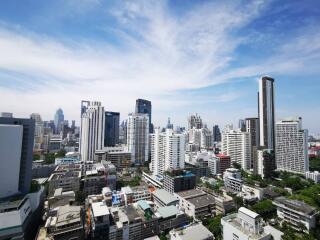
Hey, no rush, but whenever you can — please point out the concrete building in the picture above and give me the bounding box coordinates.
[0,116,35,197]
[174,189,215,218]
[150,128,185,177]
[135,98,153,133]
[223,168,243,193]
[80,101,105,162]
[245,117,259,172]
[163,170,196,193]
[188,113,203,130]
[104,111,120,147]
[275,118,309,174]
[259,76,275,150]
[152,189,179,208]
[49,134,62,152]
[169,222,214,240]
[90,201,110,239]
[208,154,231,176]
[127,113,149,165]
[221,207,277,240]
[221,128,251,170]
[48,169,81,196]
[214,194,235,215]
[257,148,275,179]
[213,124,221,142]
[273,197,319,232]
[54,108,64,134]
[305,171,320,183]
[95,146,132,170]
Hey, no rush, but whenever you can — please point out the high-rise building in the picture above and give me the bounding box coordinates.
[0,115,35,197]
[245,117,259,172]
[221,128,251,170]
[213,125,221,142]
[257,148,275,179]
[54,108,64,134]
[104,111,120,147]
[166,118,173,129]
[119,120,127,144]
[150,128,185,176]
[80,101,105,162]
[238,119,246,132]
[127,113,149,165]
[258,76,275,149]
[275,118,309,174]
[31,113,44,150]
[188,113,203,130]
[135,98,153,133]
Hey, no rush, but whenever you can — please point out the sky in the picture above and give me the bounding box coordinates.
[0,0,319,133]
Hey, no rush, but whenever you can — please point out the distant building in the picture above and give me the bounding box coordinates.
[213,124,221,142]
[163,170,196,193]
[95,147,132,170]
[0,116,35,197]
[305,171,320,183]
[188,113,203,130]
[169,222,214,240]
[54,108,64,134]
[208,154,231,176]
[104,111,120,147]
[273,197,319,232]
[80,101,105,162]
[150,128,185,177]
[127,113,149,165]
[275,118,309,174]
[135,98,153,133]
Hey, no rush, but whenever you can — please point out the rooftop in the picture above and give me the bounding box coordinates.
[273,197,317,215]
[153,189,179,205]
[156,206,180,219]
[92,202,109,217]
[175,189,205,199]
[55,205,81,227]
[239,207,260,219]
[170,223,213,240]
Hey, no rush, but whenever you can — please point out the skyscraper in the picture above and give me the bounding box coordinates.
[127,113,149,165]
[104,111,120,147]
[54,108,64,134]
[188,113,203,130]
[135,98,153,133]
[275,118,309,174]
[238,119,246,132]
[258,76,275,149]
[213,125,221,142]
[0,115,35,197]
[80,101,105,162]
[245,117,259,171]
[150,128,185,177]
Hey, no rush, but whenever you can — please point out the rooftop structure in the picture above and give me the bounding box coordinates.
[169,222,214,240]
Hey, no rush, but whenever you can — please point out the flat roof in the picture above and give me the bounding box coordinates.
[172,223,213,240]
[153,189,179,205]
[92,202,109,217]
[176,189,205,199]
[187,194,215,208]
[239,207,260,219]
[156,206,179,219]
[273,197,317,215]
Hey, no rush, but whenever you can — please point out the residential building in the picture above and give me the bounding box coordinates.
[80,101,105,162]
[90,201,110,239]
[188,113,203,129]
[221,207,277,240]
[127,113,149,165]
[273,197,319,232]
[259,76,275,150]
[169,222,214,240]
[163,170,196,193]
[48,169,81,196]
[305,171,320,183]
[95,147,132,170]
[174,189,215,218]
[257,148,275,179]
[214,194,235,215]
[150,128,185,177]
[0,116,35,197]
[245,117,259,172]
[221,128,251,170]
[48,134,62,152]
[135,98,153,133]
[208,154,231,176]
[223,168,243,193]
[275,118,309,174]
[104,111,120,147]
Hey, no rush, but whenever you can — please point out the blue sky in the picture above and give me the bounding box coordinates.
[0,0,319,133]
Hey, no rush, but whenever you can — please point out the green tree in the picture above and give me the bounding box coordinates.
[251,200,276,220]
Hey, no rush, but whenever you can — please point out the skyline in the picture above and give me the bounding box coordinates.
[0,0,320,132]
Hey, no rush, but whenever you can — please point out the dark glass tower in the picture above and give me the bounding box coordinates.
[104,111,120,147]
[135,98,152,133]
[213,125,221,142]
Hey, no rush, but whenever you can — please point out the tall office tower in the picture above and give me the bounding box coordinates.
[258,76,275,149]
[54,108,64,134]
[257,148,275,179]
[119,120,127,144]
[200,128,213,149]
[238,119,246,132]
[80,101,105,162]
[245,118,260,172]
[221,128,251,170]
[275,118,309,174]
[166,118,173,129]
[31,113,44,150]
[104,111,120,147]
[135,98,153,133]
[0,115,35,197]
[188,113,203,129]
[150,128,185,177]
[213,124,221,142]
[127,113,149,165]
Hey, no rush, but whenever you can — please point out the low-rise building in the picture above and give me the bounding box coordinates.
[90,201,110,239]
[273,197,319,232]
[223,168,243,193]
[121,186,152,204]
[169,222,214,240]
[241,184,264,203]
[305,171,320,183]
[48,188,75,209]
[152,189,179,208]
[163,170,196,193]
[174,189,215,218]
[214,194,235,215]
[221,207,279,240]
[95,147,132,170]
[48,170,81,196]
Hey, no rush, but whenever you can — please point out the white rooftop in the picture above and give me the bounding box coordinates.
[239,207,259,219]
[92,202,109,217]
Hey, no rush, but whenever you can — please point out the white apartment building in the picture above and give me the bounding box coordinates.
[275,118,309,174]
[222,128,251,170]
[127,113,149,165]
[223,168,243,193]
[80,101,105,162]
[188,127,212,149]
[150,128,185,176]
[305,171,320,183]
